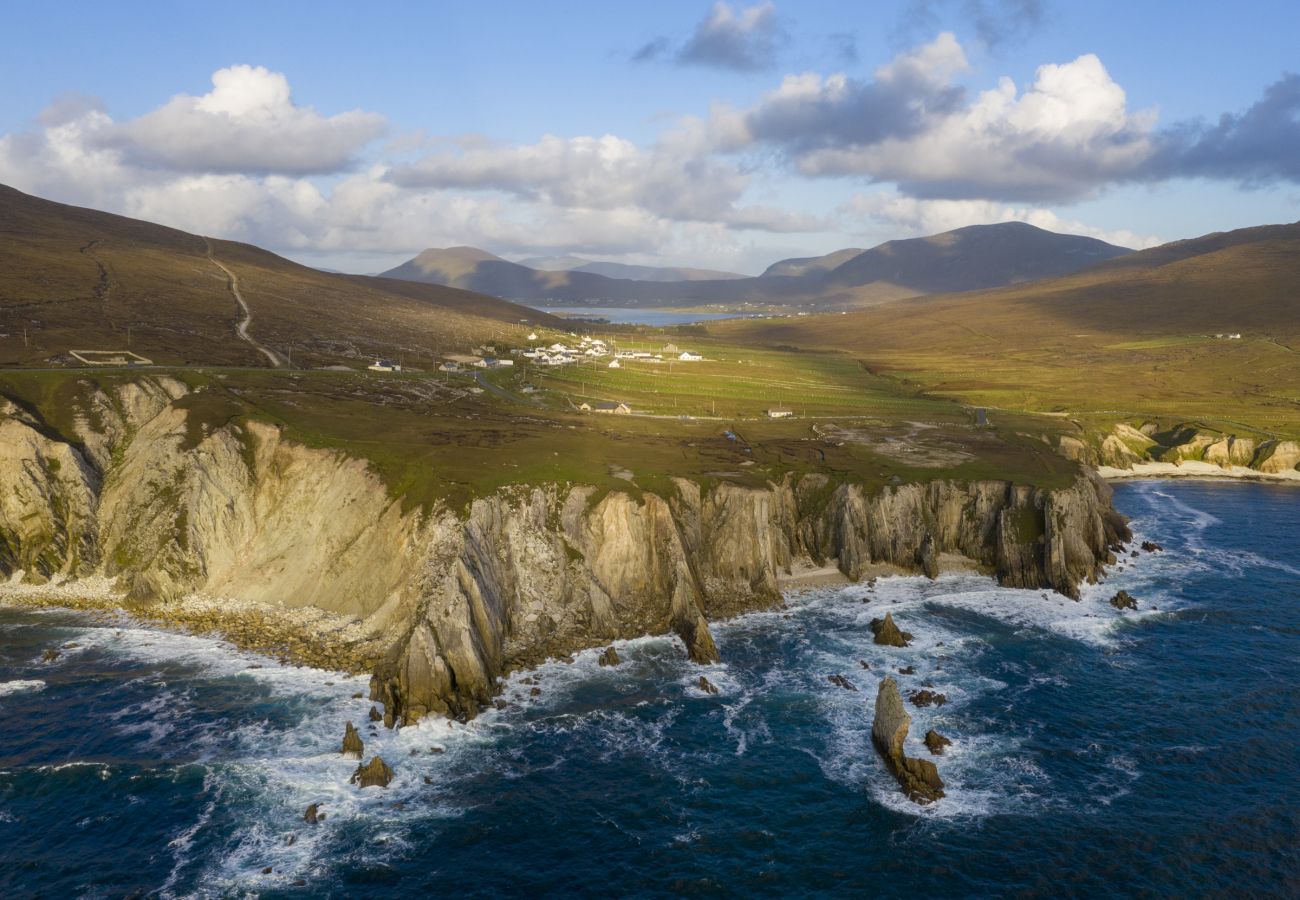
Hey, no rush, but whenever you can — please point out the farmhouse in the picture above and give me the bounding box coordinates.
[678,351,703,361]
[766,407,793,418]
[662,343,679,353]
[368,358,401,372]
[580,401,632,414]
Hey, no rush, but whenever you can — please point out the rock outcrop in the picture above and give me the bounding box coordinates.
[350,756,394,788]
[1109,590,1138,610]
[1090,423,1300,479]
[0,376,1133,726]
[341,722,364,759]
[597,646,621,667]
[871,612,911,647]
[924,729,952,755]
[872,677,944,804]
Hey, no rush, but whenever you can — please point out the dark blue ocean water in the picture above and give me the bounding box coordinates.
[2,481,1298,898]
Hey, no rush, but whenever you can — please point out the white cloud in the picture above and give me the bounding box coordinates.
[98,65,385,175]
[734,36,1157,203]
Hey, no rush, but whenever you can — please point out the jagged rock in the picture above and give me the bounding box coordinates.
[680,613,721,665]
[341,722,363,760]
[262,867,273,875]
[924,729,952,755]
[303,803,321,824]
[597,646,621,667]
[1141,541,1163,553]
[697,676,719,695]
[350,756,394,789]
[827,674,857,691]
[898,665,915,675]
[41,648,60,662]
[1110,590,1139,610]
[870,612,911,647]
[871,677,944,804]
[909,690,946,708]
[859,660,871,670]
[368,705,382,722]
[917,533,940,580]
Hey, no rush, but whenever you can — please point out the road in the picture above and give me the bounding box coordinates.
[204,239,287,368]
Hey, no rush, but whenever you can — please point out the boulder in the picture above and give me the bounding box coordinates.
[341,722,364,760]
[597,646,621,667]
[1141,541,1163,553]
[909,689,946,708]
[871,677,944,804]
[870,611,911,647]
[858,660,871,670]
[350,756,394,789]
[897,665,915,675]
[304,803,321,824]
[827,674,857,691]
[924,729,952,755]
[41,648,60,663]
[697,675,719,695]
[1109,590,1139,611]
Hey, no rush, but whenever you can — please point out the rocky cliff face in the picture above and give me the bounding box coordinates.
[1068,423,1300,478]
[0,377,1130,724]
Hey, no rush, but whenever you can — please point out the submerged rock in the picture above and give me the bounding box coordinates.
[870,611,912,647]
[827,674,857,691]
[1141,541,1164,553]
[871,677,944,804]
[341,722,364,760]
[1110,590,1139,610]
[350,756,394,789]
[897,665,915,675]
[924,729,952,755]
[597,646,621,667]
[909,689,947,708]
[41,648,60,663]
[697,675,719,695]
[303,803,321,824]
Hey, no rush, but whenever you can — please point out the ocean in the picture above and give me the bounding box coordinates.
[1,480,1297,898]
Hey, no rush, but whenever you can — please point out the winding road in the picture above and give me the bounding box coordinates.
[204,238,287,368]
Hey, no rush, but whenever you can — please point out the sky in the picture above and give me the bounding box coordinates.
[1,1,1298,274]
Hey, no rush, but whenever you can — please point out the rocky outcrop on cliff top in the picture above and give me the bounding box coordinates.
[0,376,1131,726]
[1081,423,1300,477]
[872,677,944,804]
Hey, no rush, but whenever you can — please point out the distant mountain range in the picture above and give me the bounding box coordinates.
[381,223,1133,309]
[518,255,744,282]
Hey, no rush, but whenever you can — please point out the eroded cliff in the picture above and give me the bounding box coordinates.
[0,377,1131,724]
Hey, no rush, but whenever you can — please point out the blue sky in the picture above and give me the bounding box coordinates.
[2,1,1297,273]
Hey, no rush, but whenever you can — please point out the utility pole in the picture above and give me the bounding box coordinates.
[126,325,132,348]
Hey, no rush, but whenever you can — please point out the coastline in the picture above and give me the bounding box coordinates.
[1096,462,1300,484]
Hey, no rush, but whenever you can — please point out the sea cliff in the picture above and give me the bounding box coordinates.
[0,377,1130,723]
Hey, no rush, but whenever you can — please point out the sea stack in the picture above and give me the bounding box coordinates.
[871,611,912,647]
[871,677,945,804]
[341,722,364,760]
[350,756,395,789]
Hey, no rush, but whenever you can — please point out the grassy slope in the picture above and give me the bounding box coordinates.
[0,184,568,368]
[713,223,1300,438]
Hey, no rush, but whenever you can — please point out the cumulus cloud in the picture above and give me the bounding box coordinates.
[1144,72,1300,187]
[386,129,821,233]
[96,65,385,175]
[635,2,785,71]
[898,0,1049,50]
[726,35,1157,202]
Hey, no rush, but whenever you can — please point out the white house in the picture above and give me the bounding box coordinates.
[368,358,401,372]
[766,408,793,418]
[608,359,621,368]
[679,351,703,361]
[528,332,538,341]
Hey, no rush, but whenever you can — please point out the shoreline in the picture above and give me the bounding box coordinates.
[1097,462,1300,484]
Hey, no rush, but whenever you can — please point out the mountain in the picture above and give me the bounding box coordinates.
[383,223,1133,309]
[824,222,1130,295]
[716,220,1300,433]
[761,247,864,278]
[518,254,744,281]
[0,184,564,368]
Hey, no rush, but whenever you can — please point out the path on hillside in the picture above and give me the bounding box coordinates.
[204,238,287,368]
